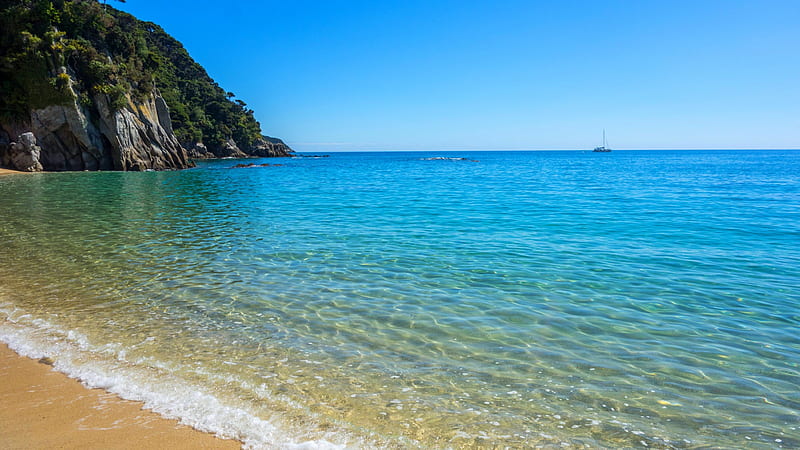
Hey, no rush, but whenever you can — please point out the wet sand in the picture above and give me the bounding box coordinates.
[0,343,240,449]
[0,168,25,176]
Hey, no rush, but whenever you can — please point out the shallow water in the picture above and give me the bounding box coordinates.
[1,150,798,447]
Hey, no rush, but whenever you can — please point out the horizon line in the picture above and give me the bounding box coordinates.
[290,148,800,153]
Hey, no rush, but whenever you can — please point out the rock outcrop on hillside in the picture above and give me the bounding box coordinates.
[0,85,191,171]
[183,136,293,160]
[250,136,293,158]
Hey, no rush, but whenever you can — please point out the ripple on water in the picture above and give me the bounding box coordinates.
[0,151,799,447]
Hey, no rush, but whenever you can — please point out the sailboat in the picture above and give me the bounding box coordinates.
[593,129,612,152]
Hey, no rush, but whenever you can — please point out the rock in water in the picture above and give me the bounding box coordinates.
[38,356,55,366]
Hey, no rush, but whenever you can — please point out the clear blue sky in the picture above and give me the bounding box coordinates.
[118,0,799,151]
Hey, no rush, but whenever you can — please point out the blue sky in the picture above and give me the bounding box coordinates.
[118,0,799,151]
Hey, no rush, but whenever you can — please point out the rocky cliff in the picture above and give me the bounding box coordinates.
[185,136,293,160]
[0,78,190,171]
[0,0,292,172]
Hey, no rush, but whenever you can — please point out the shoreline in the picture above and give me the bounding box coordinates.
[0,342,240,449]
[0,168,26,176]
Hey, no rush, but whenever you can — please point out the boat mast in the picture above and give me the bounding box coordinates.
[603,129,606,148]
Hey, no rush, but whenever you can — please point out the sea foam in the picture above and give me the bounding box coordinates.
[0,301,356,449]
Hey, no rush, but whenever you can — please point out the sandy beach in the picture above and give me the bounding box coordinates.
[1,166,225,448]
[0,343,240,449]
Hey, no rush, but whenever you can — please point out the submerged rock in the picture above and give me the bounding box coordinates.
[231,162,283,168]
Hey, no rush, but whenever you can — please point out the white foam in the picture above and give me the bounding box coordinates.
[420,156,470,161]
[0,303,363,449]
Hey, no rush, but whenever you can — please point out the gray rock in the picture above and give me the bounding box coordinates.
[1,85,192,171]
[7,132,43,172]
[31,99,110,170]
[154,94,173,135]
[218,138,247,158]
[0,74,289,170]
[185,142,213,159]
[247,136,294,158]
[93,90,190,171]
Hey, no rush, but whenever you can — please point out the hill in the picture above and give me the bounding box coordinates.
[0,0,292,171]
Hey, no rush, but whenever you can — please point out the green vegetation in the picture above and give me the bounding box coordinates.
[1,0,269,153]
[142,21,263,149]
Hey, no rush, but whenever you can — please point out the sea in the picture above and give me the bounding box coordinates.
[0,150,798,448]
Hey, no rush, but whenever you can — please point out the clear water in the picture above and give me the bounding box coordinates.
[0,150,798,448]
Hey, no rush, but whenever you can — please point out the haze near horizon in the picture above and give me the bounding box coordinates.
[118,0,799,152]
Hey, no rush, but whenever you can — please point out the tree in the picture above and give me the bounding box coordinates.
[102,0,126,10]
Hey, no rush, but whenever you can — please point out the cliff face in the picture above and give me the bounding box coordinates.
[0,0,292,172]
[185,136,294,160]
[0,80,190,171]
[253,136,294,158]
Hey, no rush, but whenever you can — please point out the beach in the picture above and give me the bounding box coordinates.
[0,343,239,449]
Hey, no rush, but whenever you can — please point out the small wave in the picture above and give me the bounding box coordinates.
[420,156,473,161]
[0,302,360,449]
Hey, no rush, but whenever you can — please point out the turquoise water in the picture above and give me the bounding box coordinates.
[0,150,798,447]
